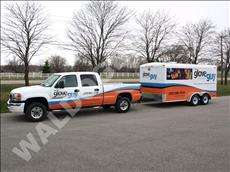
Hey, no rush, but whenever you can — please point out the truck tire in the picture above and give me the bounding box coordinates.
[190,94,200,106]
[115,97,130,113]
[25,102,47,122]
[200,94,209,105]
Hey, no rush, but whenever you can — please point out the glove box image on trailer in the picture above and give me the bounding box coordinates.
[140,62,217,105]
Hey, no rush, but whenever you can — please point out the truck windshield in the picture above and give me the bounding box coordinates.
[41,74,60,87]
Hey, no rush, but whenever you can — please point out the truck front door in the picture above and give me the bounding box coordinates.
[49,74,80,110]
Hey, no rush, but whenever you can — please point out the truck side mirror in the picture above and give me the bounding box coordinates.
[56,80,65,89]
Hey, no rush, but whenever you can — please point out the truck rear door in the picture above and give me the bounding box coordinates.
[79,74,103,107]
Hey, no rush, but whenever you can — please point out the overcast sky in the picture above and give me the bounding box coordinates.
[1,1,229,66]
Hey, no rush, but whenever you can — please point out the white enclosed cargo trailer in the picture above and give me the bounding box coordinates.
[140,62,217,105]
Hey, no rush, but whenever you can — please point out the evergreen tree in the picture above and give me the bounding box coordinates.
[42,60,51,73]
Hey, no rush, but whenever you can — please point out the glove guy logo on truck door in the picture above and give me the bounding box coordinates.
[53,90,78,99]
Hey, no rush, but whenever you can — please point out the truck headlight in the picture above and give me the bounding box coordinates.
[11,93,22,101]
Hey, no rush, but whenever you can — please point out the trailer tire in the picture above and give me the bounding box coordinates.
[190,94,200,106]
[200,94,209,105]
[115,97,130,113]
[25,102,47,122]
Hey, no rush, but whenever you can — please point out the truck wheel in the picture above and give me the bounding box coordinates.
[25,102,47,122]
[200,94,209,105]
[115,97,130,113]
[190,94,200,106]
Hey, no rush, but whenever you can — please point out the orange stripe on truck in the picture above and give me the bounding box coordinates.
[49,90,141,110]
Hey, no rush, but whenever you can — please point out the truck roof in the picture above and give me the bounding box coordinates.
[140,62,216,68]
[53,72,98,75]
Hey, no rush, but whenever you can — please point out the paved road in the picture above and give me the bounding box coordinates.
[1,97,230,172]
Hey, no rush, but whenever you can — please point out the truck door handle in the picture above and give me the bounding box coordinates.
[74,89,79,92]
[94,88,99,91]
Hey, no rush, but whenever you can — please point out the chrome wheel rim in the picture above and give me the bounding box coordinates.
[120,100,129,111]
[31,106,43,119]
[193,96,199,105]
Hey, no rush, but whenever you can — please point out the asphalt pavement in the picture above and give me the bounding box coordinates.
[1,96,230,172]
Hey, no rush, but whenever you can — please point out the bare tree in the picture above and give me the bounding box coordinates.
[220,35,224,85]
[1,2,51,85]
[222,29,230,85]
[135,10,176,62]
[49,55,67,73]
[67,1,131,73]
[211,29,230,85]
[6,57,24,73]
[162,44,191,63]
[110,53,142,72]
[213,32,226,84]
[179,19,214,64]
[73,55,92,71]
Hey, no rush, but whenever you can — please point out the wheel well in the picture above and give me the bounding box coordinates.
[188,93,200,102]
[24,97,48,113]
[117,93,132,101]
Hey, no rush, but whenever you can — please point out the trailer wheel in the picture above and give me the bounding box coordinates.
[200,94,209,105]
[115,97,130,113]
[25,102,47,122]
[190,94,200,106]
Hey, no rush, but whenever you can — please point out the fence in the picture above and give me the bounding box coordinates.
[0,72,228,80]
[0,73,52,79]
[0,72,140,80]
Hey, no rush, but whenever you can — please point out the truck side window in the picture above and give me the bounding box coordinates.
[56,75,78,88]
[80,74,98,87]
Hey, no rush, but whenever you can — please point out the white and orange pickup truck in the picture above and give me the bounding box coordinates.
[7,72,141,121]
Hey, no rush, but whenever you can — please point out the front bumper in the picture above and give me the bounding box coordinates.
[7,100,25,113]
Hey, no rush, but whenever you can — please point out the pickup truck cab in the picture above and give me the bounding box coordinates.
[8,72,141,121]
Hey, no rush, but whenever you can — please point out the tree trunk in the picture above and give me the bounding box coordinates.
[224,65,229,85]
[220,36,224,85]
[24,63,29,86]
[193,55,198,64]
[224,71,228,85]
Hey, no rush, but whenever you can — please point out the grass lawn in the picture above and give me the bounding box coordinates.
[0,84,26,113]
[1,82,230,113]
[0,77,47,80]
[217,81,230,96]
